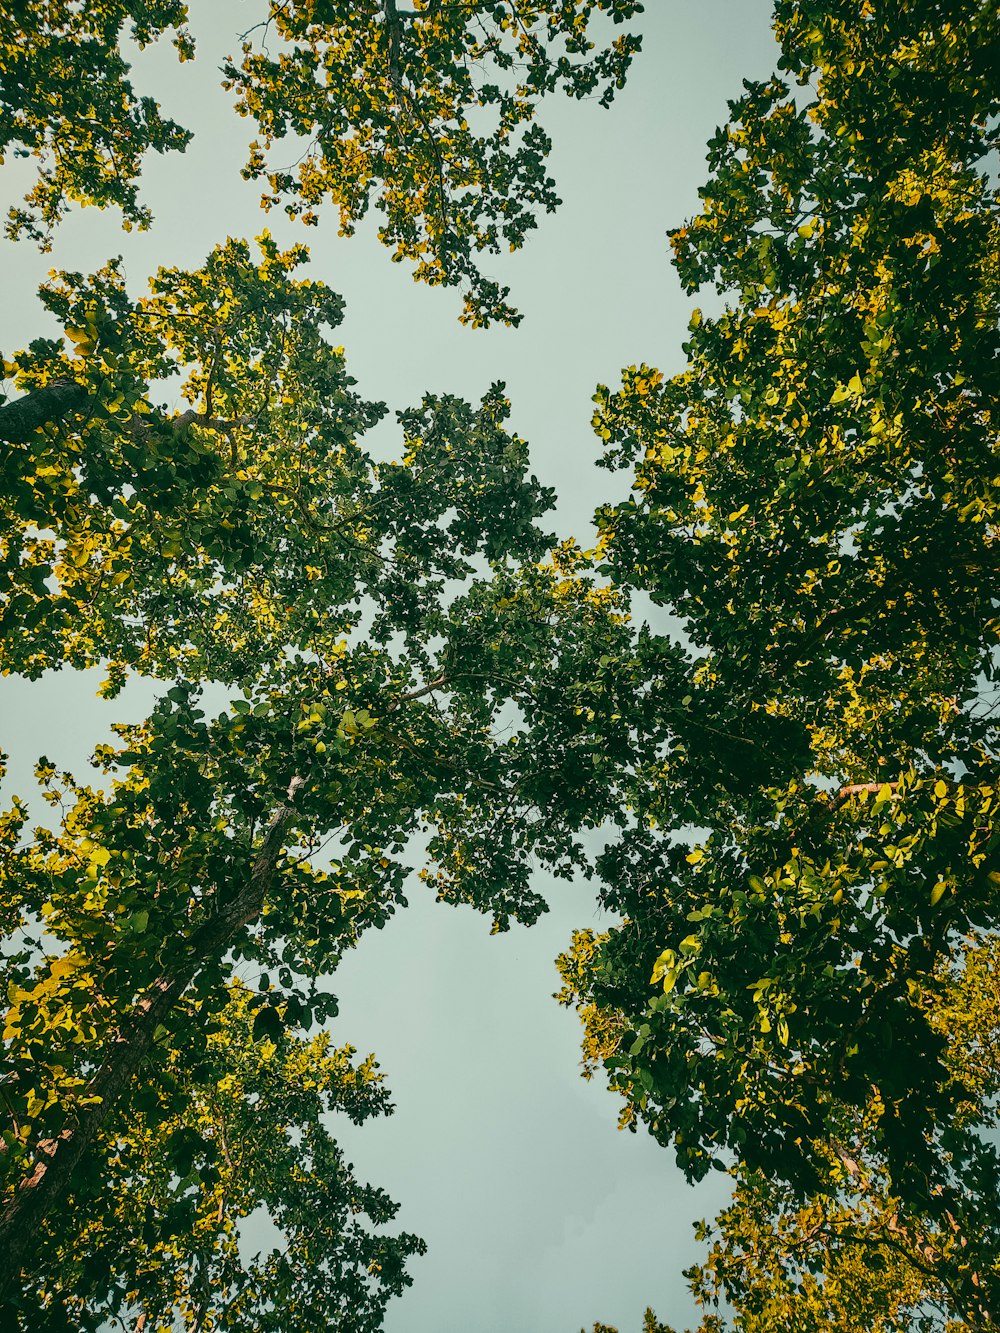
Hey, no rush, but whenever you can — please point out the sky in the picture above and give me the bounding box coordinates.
[0,4,781,1329]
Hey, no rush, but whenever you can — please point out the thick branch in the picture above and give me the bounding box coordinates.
[828,780,902,815]
[0,378,90,444]
[385,673,446,713]
[0,379,251,449]
[168,408,254,434]
[836,781,900,802]
[384,0,403,86]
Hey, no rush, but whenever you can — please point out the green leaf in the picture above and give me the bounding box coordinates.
[251,1005,283,1044]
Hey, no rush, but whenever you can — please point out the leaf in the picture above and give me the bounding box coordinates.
[128,909,149,934]
[650,948,675,985]
[48,955,78,982]
[252,1005,283,1044]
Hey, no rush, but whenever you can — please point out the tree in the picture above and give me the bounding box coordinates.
[556,0,1000,1320]
[8,979,426,1332]
[2,0,643,322]
[225,0,643,325]
[0,236,634,1323]
[0,230,561,683]
[0,3,654,1322]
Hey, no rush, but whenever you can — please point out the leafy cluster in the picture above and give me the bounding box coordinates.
[0,0,194,244]
[0,232,568,685]
[1,0,642,322]
[225,0,643,325]
[11,981,425,1332]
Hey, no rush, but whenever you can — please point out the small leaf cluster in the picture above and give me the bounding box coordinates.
[0,0,193,245]
[19,983,424,1333]
[224,0,643,325]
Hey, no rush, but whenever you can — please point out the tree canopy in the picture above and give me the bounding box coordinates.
[226,0,643,326]
[0,14,639,1316]
[0,223,634,1322]
[2,0,643,323]
[558,0,1000,1325]
[3,0,1000,1329]
[0,0,194,245]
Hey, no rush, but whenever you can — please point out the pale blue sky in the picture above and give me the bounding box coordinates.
[0,5,779,1329]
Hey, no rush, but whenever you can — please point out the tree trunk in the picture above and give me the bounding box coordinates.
[0,379,91,445]
[0,778,303,1302]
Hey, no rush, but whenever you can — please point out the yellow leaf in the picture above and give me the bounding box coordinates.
[64,544,91,569]
[650,948,675,985]
[48,955,79,981]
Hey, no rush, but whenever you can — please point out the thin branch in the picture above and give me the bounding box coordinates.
[385,674,447,713]
[830,780,900,811]
[383,0,452,275]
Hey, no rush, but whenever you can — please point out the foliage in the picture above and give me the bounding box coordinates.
[2,1,643,322]
[0,231,559,684]
[558,0,1000,1322]
[225,0,643,325]
[0,0,194,245]
[574,923,1000,1332]
[15,982,425,1332]
[10,0,1000,1327]
[0,2,649,1321]
[583,1310,678,1333]
[0,233,633,1321]
[682,934,1000,1333]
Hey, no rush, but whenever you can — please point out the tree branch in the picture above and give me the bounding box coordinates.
[0,378,90,444]
[383,0,452,277]
[0,378,253,449]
